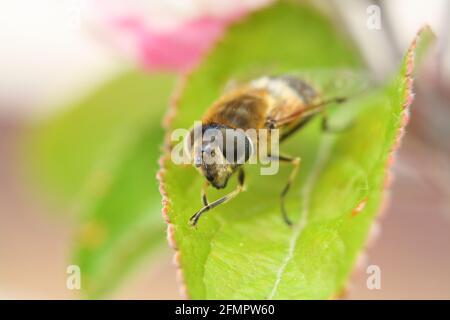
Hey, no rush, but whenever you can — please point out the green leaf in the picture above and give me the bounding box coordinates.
[159,2,434,299]
[74,128,167,298]
[23,70,176,298]
[25,70,174,210]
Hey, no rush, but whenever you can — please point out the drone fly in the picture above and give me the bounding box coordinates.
[187,75,347,227]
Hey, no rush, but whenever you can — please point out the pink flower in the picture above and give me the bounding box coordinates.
[91,0,272,73]
[113,13,242,73]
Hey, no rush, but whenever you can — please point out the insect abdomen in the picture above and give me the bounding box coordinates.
[276,75,318,104]
[202,93,268,130]
[251,75,318,104]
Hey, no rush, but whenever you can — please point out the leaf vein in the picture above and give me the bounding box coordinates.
[267,135,334,299]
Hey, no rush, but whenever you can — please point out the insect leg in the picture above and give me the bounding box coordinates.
[280,114,314,142]
[201,181,209,206]
[269,154,301,226]
[190,169,245,227]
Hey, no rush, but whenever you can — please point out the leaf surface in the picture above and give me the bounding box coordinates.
[159,2,433,299]
[24,70,175,298]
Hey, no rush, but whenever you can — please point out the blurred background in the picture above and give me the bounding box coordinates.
[0,0,449,299]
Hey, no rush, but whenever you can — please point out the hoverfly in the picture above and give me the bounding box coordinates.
[187,75,348,227]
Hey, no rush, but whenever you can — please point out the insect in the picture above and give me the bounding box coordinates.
[187,75,347,227]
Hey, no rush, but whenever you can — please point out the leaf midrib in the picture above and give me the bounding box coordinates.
[267,134,335,299]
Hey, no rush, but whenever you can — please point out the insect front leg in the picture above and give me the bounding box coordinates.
[269,154,301,226]
[189,169,245,227]
[201,181,209,206]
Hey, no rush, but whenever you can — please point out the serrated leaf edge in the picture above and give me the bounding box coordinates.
[341,25,435,299]
[157,24,433,300]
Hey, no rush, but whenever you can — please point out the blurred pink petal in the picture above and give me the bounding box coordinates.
[113,12,243,72]
[88,0,274,72]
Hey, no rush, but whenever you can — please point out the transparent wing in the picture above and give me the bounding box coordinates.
[222,68,374,100]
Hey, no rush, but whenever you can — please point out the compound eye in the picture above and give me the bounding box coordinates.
[220,129,253,164]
